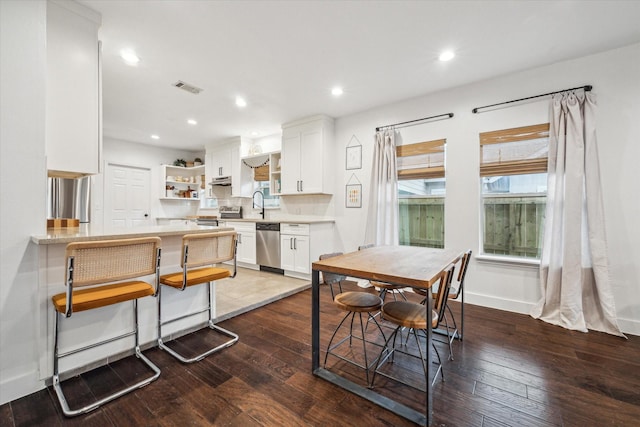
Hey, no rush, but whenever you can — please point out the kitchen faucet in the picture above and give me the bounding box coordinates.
[252,190,264,220]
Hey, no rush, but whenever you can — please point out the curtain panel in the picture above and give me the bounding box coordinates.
[530,92,624,337]
[364,130,399,246]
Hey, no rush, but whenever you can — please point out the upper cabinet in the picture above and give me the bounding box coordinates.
[280,115,334,195]
[206,137,253,198]
[46,0,102,177]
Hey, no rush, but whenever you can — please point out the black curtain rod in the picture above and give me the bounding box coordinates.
[472,85,592,114]
[376,112,454,132]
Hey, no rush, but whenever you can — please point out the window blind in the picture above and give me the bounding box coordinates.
[479,123,549,177]
[396,138,446,180]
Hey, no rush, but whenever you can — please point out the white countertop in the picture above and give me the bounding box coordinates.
[219,216,335,224]
[32,223,234,245]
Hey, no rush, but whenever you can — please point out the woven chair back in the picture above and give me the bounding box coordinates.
[65,237,161,287]
[182,231,237,268]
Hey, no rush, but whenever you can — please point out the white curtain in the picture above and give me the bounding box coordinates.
[530,92,624,337]
[364,129,399,246]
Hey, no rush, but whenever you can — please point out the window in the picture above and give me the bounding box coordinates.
[397,139,446,248]
[480,123,549,259]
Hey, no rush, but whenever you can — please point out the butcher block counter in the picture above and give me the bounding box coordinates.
[32,223,234,383]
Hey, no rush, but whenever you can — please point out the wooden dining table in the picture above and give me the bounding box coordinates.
[311,245,461,426]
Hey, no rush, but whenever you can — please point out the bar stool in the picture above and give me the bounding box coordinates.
[51,237,162,417]
[321,253,387,386]
[412,250,471,359]
[157,231,238,363]
[371,263,455,389]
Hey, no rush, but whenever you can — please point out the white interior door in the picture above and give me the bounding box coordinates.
[105,163,151,227]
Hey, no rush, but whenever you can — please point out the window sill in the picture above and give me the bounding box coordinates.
[475,254,540,268]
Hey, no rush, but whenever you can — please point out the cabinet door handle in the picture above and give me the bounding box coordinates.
[300,180,303,192]
[293,237,297,250]
[238,233,242,244]
[219,167,222,176]
[290,237,293,250]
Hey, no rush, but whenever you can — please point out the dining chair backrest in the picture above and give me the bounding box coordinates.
[434,263,455,325]
[451,250,472,297]
[182,231,237,268]
[65,237,161,288]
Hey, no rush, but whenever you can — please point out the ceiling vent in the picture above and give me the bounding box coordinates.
[173,80,203,94]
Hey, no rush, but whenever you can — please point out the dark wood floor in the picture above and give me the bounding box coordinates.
[2,281,639,426]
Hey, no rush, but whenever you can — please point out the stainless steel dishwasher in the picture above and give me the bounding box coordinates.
[256,222,283,274]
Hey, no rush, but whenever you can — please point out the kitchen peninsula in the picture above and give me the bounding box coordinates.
[32,223,234,385]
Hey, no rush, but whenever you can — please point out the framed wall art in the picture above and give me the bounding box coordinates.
[346,184,362,208]
[346,135,362,170]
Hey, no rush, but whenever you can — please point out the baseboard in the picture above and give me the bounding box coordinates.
[0,372,45,405]
[465,292,535,316]
[466,292,640,337]
[617,317,640,337]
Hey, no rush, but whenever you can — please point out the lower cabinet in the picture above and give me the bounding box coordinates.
[226,222,257,267]
[281,233,310,276]
[280,222,334,280]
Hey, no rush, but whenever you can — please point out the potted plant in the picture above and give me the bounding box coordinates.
[173,158,187,167]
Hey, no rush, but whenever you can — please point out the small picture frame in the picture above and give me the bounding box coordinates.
[346,145,362,170]
[346,184,362,208]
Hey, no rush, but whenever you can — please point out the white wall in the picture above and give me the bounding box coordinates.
[0,0,48,404]
[332,43,640,335]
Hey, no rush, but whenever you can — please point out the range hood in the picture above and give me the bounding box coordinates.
[209,176,231,186]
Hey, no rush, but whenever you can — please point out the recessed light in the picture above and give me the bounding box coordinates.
[120,49,140,65]
[331,87,344,96]
[187,119,197,125]
[235,97,247,108]
[251,131,259,136]
[439,50,455,62]
[150,134,159,140]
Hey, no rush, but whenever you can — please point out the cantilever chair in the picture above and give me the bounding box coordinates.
[51,237,162,417]
[371,263,455,389]
[157,231,238,363]
[321,252,387,386]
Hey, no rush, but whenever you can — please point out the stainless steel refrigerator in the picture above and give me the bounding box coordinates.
[47,176,91,223]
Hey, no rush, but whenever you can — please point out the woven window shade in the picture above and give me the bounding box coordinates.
[254,164,269,181]
[480,123,549,177]
[396,139,446,180]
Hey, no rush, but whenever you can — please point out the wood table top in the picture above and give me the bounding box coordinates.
[312,246,461,290]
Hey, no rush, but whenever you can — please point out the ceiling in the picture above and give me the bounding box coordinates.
[80,0,640,151]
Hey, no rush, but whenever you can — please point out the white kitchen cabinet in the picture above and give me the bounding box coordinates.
[281,222,335,280]
[281,233,310,276]
[226,221,257,266]
[208,147,232,179]
[205,137,252,198]
[46,0,102,177]
[161,164,205,201]
[280,115,334,195]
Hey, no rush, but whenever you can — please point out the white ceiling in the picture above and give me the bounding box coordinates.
[80,0,640,151]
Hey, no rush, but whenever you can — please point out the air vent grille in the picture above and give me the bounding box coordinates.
[173,80,203,94]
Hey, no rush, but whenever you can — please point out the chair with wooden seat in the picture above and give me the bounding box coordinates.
[358,244,407,302]
[412,249,471,356]
[321,252,387,386]
[157,231,238,363]
[51,237,162,417]
[371,263,455,389]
